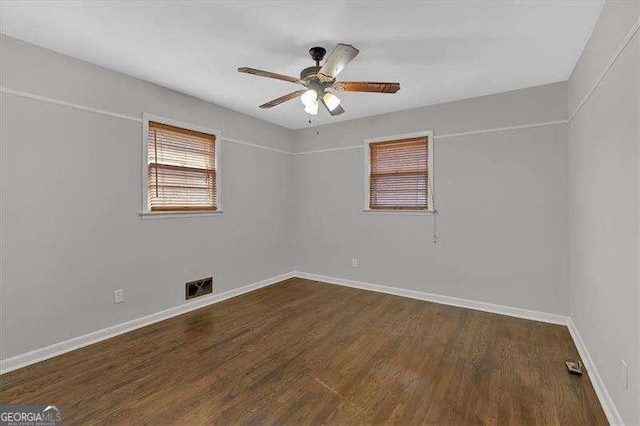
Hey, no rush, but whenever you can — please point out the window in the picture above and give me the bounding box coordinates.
[365,132,433,211]
[142,115,220,215]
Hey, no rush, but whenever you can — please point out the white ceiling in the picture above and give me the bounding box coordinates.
[1,1,603,129]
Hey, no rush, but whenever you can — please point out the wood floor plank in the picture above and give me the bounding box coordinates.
[0,278,608,425]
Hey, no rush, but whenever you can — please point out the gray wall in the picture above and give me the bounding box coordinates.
[0,35,295,359]
[567,1,640,423]
[293,83,569,316]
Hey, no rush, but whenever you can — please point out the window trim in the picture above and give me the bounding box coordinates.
[363,130,434,214]
[140,113,223,219]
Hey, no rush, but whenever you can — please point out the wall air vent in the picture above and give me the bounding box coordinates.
[185,277,213,300]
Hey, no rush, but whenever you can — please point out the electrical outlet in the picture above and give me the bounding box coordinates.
[621,359,628,389]
[352,258,358,268]
[113,289,124,304]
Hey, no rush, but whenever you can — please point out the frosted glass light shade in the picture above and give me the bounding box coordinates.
[304,101,319,115]
[301,89,318,107]
[323,92,341,111]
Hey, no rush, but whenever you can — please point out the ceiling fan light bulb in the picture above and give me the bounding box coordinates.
[304,101,319,115]
[301,89,318,107]
[323,92,341,111]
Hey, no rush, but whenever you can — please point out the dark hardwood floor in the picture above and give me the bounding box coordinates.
[1,278,607,425]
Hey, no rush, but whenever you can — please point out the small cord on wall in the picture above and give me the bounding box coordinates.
[430,138,438,245]
[432,209,439,245]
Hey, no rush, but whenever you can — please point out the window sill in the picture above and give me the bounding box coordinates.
[139,210,223,220]
[362,209,435,216]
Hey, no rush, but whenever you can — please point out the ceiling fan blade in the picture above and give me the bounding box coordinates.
[318,43,359,83]
[334,81,400,94]
[259,90,306,109]
[321,98,345,116]
[238,67,302,84]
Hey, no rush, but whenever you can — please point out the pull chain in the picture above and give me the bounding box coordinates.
[307,109,320,135]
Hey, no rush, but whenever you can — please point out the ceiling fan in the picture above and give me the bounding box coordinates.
[238,43,400,117]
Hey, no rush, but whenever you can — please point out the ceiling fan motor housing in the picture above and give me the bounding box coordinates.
[300,66,322,81]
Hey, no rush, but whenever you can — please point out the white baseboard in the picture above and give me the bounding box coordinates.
[294,271,569,325]
[0,271,295,374]
[567,319,623,425]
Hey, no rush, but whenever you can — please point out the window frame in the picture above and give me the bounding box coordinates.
[140,113,223,219]
[363,130,434,215]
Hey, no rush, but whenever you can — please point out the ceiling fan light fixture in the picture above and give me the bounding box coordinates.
[239,43,399,119]
[301,89,318,107]
[323,92,341,112]
[304,101,319,115]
